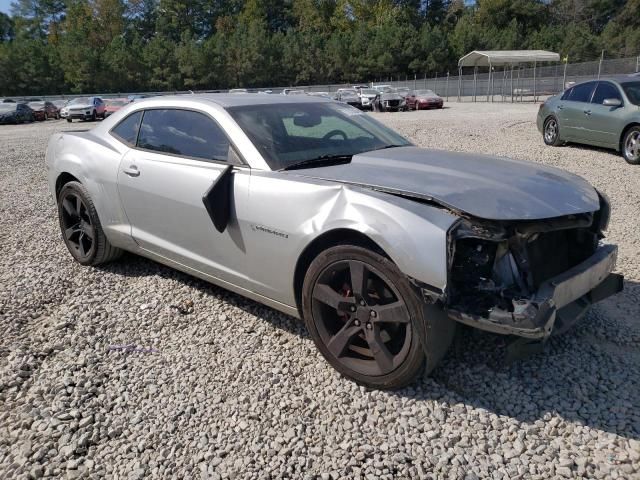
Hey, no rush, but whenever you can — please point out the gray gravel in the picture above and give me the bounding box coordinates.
[1,103,639,479]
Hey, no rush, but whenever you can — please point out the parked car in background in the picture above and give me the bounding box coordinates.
[395,87,411,99]
[1,98,16,103]
[372,89,405,112]
[357,88,378,110]
[28,101,60,120]
[128,94,150,102]
[229,88,248,94]
[335,89,362,108]
[405,90,444,110]
[53,99,69,112]
[0,102,34,124]
[307,92,332,99]
[46,93,623,389]
[372,84,392,93]
[104,98,130,117]
[61,97,106,122]
[538,76,640,164]
[282,89,306,96]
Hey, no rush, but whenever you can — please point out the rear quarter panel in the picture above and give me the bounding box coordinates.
[46,130,136,250]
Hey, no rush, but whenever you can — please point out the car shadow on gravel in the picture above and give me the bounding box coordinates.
[411,280,640,441]
[99,255,639,440]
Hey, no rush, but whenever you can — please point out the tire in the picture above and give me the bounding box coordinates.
[543,115,562,146]
[621,126,640,165]
[302,245,453,389]
[57,181,123,266]
[66,118,72,123]
[90,110,96,122]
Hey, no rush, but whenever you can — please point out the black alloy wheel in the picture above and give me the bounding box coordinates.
[302,245,454,389]
[57,181,122,266]
[59,189,96,263]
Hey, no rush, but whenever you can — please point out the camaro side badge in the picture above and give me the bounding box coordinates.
[202,166,233,233]
[251,225,289,239]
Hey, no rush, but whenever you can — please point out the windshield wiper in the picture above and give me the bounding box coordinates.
[280,154,353,171]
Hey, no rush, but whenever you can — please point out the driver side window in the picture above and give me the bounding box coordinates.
[591,82,622,105]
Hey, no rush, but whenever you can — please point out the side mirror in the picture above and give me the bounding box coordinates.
[603,98,622,107]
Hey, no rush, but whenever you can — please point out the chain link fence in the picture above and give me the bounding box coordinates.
[10,55,640,103]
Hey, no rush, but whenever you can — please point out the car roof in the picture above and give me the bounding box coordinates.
[570,74,640,87]
[132,93,333,108]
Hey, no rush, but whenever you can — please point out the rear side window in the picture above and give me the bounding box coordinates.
[567,82,596,102]
[591,82,622,104]
[137,109,230,162]
[111,111,143,146]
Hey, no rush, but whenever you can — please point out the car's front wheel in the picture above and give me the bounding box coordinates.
[622,126,640,165]
[543,116,562,146]
[57,181,122,266]
[302,245,452,389]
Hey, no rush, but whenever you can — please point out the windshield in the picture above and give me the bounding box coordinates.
[69,97,91,105]
[622,82,640,106]
[227,102,411,170]
[0,104,16,112]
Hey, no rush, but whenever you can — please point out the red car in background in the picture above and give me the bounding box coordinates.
[104,98,130,117]
[405,89,444,110]
[28,101,60,120]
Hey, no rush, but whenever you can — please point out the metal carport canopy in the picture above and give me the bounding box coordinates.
[458,50,560,67]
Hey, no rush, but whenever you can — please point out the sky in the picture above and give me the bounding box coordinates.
[0,0,11,15]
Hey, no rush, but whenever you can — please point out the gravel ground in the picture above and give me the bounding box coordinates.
[0,103,639,480]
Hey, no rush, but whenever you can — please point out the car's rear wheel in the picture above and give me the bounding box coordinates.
[302,245,451,389]
[622,126,640,165]
[543,116,562,146]
[57,181,122,266]
[66,118,72,123]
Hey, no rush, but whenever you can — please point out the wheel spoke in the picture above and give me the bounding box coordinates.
[77,233,86,256]
[75,195,82,217]
[80,222,94,240]
[65,224,80,240]
[62,198,77,217]
[364,325,394,372]
[373,301,409,324]
[326,322,361,358]
[313,283,355,313]
[349,261,368,299]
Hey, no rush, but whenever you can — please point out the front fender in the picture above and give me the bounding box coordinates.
[297,186,458,291]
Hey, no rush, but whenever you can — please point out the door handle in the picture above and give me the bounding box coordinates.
[584,110,592,116]
[557,105,563,110]
[123,165,140,177]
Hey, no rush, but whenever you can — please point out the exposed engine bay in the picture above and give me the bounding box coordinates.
[444,198,622,338]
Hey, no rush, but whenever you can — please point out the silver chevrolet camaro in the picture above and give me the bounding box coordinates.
[46,94,623,389]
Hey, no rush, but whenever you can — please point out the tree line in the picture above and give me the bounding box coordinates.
[0,0,638,96]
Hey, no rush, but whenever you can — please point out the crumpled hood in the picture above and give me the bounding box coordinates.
[295,146,600,221]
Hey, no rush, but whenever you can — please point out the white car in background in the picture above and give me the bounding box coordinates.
[61,97,106,122]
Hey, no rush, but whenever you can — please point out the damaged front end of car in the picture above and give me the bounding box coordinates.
[441,194,623,340]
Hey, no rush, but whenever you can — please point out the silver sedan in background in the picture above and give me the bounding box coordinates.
[46,94,623,389]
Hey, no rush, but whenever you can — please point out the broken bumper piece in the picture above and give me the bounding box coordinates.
[448,244,623,339]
